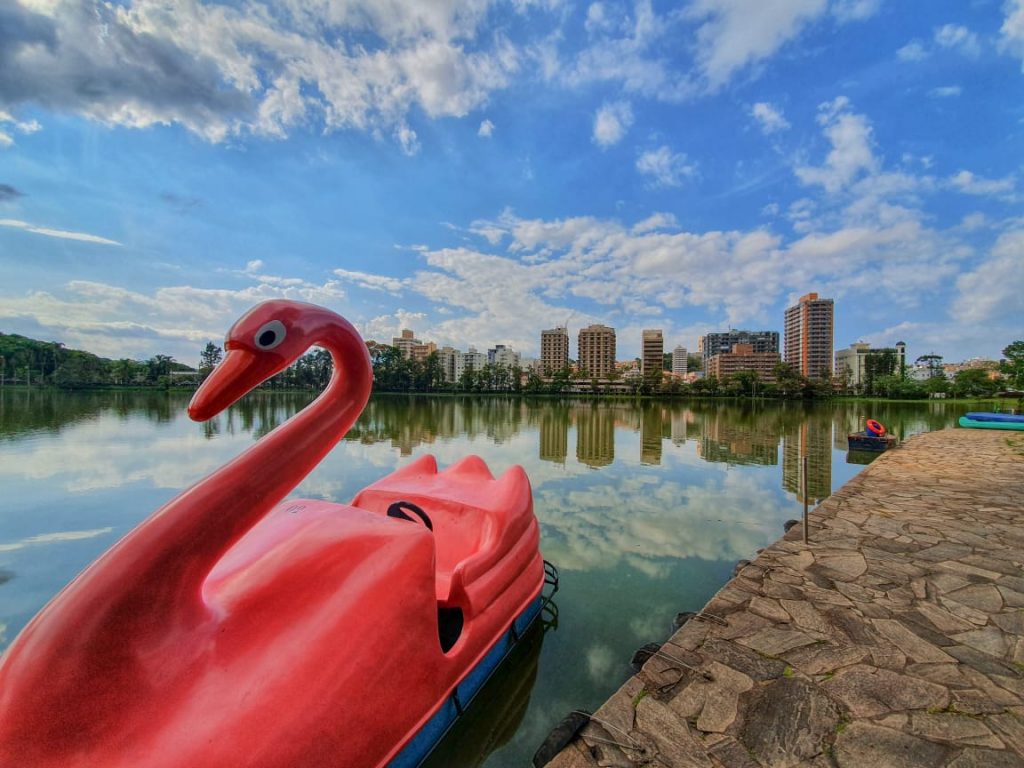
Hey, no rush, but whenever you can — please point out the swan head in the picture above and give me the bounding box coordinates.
[188,300,334,422]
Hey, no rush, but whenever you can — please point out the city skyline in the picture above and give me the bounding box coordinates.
[1,1,1022,364]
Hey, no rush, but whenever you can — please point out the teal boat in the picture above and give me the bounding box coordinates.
[959,412,1024,431]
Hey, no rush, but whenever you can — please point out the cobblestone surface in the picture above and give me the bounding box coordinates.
[546,428,1024,768]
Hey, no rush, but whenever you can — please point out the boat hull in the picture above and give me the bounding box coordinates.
[959,415,1024,431]
[847,432,898,451]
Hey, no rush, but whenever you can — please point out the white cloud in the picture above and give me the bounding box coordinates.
[566,2,696,102]
[631,213,679,234]
[934,23,981,57]
[1000,0,1024,67]
[636,146,696,187]
[897,40,928,61]
[478,119,495,137]
[333,269,405,294]
[592,100,634,147]
[0,111,42,148]
[0,271,350,360]
[751,101,790,134]
[0,218,121,246]
[0,0,527,149]
[952,228,1024,326]
[584,2,614,35]
[831,0,881,22]
[795,98,878,194]
[395,124,421,156]
[948,170,1016,197]
[687,0,828,90]
[928,85,962,98]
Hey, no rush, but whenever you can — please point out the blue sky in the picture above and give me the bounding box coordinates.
[1,0,1022,366]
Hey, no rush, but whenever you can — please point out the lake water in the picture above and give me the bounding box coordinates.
[0,389,964,766]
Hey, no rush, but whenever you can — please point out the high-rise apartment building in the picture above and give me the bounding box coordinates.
[706,343,782,382]
[701,330,779,366]
[672,346,688,376]
[540,327,569,374]
[577,324,616,378]
[784,293,834,379]
[437,346,459,383]
[488,344,520,369]
[392,329,420,359]
[454,348,487,380]
[641,330,664,379]
[409,341,436,363]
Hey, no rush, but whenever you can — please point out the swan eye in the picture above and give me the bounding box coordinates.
[254,320,287,350]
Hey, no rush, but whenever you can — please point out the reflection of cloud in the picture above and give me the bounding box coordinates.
[537,469,783,572]
[586,643,616,682]
[0,528,113,552]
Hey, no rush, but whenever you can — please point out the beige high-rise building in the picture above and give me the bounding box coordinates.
[706,343,782,382]
[784,293,834,379]
[641,330,663,379]
[577,324,616,378]
[540,327,569,374]
[392,329,419,360]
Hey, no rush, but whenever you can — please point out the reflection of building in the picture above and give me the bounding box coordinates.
[784,293,834,379]
[541,327,569,374]
[539,408,569,464]
[782,420,832,504]
[576,406,614,468]
[706,344,782,382]
[672,346,688,376]
[696,413,779,466]
[640,405,663,465]
[701,330,778,367]
[669,407,692,444]
[578,325,616,378]
[835,342,906,388]
[642,330,663,379]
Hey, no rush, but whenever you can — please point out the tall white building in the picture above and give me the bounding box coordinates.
[672,346,688,376]
[489,344,521,369]
[455,348,488,380]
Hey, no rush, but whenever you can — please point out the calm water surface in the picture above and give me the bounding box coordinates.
[0,390,965,766]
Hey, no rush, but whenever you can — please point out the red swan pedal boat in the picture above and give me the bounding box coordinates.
[0,300,547,768]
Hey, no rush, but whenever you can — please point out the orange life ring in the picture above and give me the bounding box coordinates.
[865,419,886,436]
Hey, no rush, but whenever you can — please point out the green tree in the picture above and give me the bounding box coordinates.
[952,368,999,398]
[1001,341,1024,390]
[199,342,223,375]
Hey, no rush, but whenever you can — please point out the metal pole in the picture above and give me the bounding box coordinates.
[802,455,809,544]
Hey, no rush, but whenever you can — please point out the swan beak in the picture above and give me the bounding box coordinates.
[188,348,264,422]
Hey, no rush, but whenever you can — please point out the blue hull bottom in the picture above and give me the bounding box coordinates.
[388,595,544,768]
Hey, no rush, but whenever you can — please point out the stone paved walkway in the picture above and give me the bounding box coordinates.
[546,428,1024,768]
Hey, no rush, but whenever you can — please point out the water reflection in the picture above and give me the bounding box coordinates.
[423,612,550,768]
[0,390,966,768]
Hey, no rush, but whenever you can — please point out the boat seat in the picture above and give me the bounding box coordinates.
[349,454,532,609]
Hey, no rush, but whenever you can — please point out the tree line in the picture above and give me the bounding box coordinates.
[3,331,1021,400]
